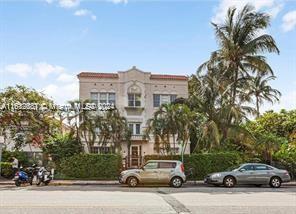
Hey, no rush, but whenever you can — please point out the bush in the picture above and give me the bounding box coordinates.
[274,143,296,180]
[58,154,122,179]
[43,134,83,166]
[2,150,29,166]
[0,162,13,178]
[144,152,243,180]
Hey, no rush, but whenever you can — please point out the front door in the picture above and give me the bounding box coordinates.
[130,145,141,168]
[236,164,256,184]
[140,161,159,183]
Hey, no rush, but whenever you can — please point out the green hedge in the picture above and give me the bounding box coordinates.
[0,162,13,178]
[144,152,243,180]
[58,154,122,179]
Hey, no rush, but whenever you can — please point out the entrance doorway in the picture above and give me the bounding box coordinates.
[130,145,142,168]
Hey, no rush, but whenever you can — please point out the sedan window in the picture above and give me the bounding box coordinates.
[240,165,255,171]
[255,165,272,170]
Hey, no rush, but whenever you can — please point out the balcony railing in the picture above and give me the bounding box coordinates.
[131,135,146,141]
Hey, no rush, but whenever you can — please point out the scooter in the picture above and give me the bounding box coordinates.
[13,167,34,187]
[36,167,52,186]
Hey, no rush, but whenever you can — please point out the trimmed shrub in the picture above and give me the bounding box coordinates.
[58,154,122,179]
[144,152,243,180]
[0,162,13,178]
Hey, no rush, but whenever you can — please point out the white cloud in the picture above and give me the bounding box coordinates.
[74,9,96,21]
[4,62,65,78]
[41,81,79,104]
[282,10,296,32]
[212,0,283,24]
[57,73,76,82]
[4,63,32,77]
[58,0,80,9]
[108,0,128,4]
[34,62,65,78]
[45,0,54,3]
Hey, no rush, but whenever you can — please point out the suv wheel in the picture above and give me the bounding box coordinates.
[171,177,183,188]
[127,177,138,187]
[270,177,281,188]
[223,176,235,188]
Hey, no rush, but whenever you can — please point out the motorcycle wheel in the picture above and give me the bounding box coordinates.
[15,180,21,187]
[36,177,42,186]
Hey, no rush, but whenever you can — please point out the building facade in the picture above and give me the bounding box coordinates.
[78,66,190,168]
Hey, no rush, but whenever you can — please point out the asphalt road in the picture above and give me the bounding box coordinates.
[0,184,295,214]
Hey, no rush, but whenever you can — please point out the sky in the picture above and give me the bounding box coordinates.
[0,0,295,112]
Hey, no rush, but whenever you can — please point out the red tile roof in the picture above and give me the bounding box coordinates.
[150,74,188,81]
[77,72,118,79]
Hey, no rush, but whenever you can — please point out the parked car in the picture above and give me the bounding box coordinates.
[204,163,291,188]
[119,160,186,188]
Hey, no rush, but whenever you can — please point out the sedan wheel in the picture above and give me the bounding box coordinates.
[223,176,235,188]
[128,177,138,187]
[270,177,281,188]
[171,177,183,188]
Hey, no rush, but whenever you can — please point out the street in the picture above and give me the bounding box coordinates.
[0,184,295,214]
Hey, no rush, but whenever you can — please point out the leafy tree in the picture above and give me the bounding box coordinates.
[0,85,60,151]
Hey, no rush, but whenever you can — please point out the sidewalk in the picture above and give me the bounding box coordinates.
[0,178,295,186]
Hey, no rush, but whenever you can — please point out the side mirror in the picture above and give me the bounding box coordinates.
[239,168,246,172]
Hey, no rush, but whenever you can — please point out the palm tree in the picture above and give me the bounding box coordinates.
[154,104,179,154]
[199,4,279,107]
[247,75,281,118]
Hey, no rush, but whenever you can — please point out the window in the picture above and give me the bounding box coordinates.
[90,92,98,103]
[255,165,272,170]
[153,94,160,107]
[99,147,110,154]
[144,162,158,169]
[128,123,141,135]
[159,162,176,169]
[153,94,177,107]
[161,95,170,104]
[99,93,107,104]
[128,93,141,107]
[240,165,255,171]
[90,146,99,154]
[109,93,116,105]
[170,95,177,102]
[135,124,141,135]
[92,93,116,105]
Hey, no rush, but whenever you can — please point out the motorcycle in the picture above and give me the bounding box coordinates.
[36,167,52,186]
[13,166,36,187]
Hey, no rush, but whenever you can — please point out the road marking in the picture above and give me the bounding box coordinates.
[157,190,191,214]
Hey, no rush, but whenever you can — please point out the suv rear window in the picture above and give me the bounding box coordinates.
[159,162,176,169]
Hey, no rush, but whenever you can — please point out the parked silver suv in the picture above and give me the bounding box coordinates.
[119,160,186,188]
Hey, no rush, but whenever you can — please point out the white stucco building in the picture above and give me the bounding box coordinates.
[78,66,190,168]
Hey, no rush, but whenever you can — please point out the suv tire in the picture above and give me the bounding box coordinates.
[171,177,183,188]
[127,176,138,187]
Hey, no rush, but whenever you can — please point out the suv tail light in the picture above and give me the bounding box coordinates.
[180,163,184,173]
